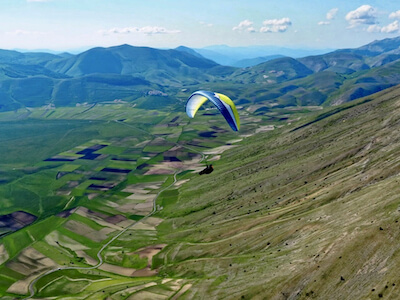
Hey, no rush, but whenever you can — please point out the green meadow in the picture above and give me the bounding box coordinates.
[1,99,276,298]
[2,86,400,299]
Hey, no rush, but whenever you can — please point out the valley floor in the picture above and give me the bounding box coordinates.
[0,102,269,299]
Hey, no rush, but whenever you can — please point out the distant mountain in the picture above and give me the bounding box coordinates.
[341,36,400,56]
[2,37,400,112]
[175,46,287,67]
[0,49,61,65]
[226,36,400,106]
[174,46,205,58]
[195,45,334,66]
[233,55,285,68]
[0,44,234,111]
[297,37,400,73]
[45,44,225,83]
[298,52,369,74]
[230,57,313,84]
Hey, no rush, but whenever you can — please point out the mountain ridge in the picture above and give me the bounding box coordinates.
[1,36,400,111]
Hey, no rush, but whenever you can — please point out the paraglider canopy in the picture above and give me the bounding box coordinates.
[186,90,240,131]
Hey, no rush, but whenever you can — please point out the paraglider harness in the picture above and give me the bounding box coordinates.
[199,164,214,175]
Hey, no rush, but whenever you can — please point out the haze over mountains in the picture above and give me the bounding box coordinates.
[1,36,400,112]
[193,45,332,67]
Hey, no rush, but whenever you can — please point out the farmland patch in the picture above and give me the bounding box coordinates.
[0,211,37,237]
[6,247,58,295]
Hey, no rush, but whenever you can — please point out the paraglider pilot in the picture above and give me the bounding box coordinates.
[199,164,214,175]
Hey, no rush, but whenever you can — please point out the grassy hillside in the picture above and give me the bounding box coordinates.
[0,84,400,299]
[154,85,400,299]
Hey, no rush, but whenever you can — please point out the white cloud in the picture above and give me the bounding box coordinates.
[389,10,400,19]
[345,5,377,28]
[232,20,254,31]
[366,25,379,33]
[260,18,292,33]
[327,8,338,20]
[318,8,338,26]
[368,21,400,33]
[318,21,330,26]
[100,26,181,36]
[233,18,290,33]
[382,21,400,33]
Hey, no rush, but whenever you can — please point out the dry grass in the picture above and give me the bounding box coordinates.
[158,87,400,299]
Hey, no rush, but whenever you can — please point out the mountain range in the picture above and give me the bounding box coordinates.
[1,36,400,112]
[194,44,333,66]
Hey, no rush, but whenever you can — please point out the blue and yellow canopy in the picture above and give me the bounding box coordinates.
[186,90,240,131]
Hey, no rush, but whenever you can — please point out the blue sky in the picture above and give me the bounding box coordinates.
[1,0,400,51]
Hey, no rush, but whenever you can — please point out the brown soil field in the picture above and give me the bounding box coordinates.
[0,211,37,234]
[134,244,166,266]
[63,220,114,242]
[129,222,156,231]
[75,250,98,266]
[45,230,89,251]
[0,244,9,265]
[127,290,166,299]
[174,179,190,187]
[127,194,155,201]
[99,263,136,276]
[123,182,163,193]
[142,217,163,228]
[203,145,238,155]
[255,125,275,133]
[56,208,77,218]
[144,168,175,175]
[75,207,126,230]
[131,268,158,277]
[208,155,221,162]
[6,247,58,295]
[171,284,193,300]
[226,138,243,144]
[144,158,203,176]
[123,187,151,194]
[105,214,127,225]
[112,282,158,299]
[11,211,37,225]
[7,275,37,295]
[116,219,136,228]
[124,244,168,277]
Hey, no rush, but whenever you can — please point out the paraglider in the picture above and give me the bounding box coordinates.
[186,90,240,131]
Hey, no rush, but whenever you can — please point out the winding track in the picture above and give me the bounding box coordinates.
[24,120,206,299]
[24,171,180,299]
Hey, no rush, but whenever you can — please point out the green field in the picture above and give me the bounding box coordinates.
[1,100,281,298]
[2,86,400,299]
